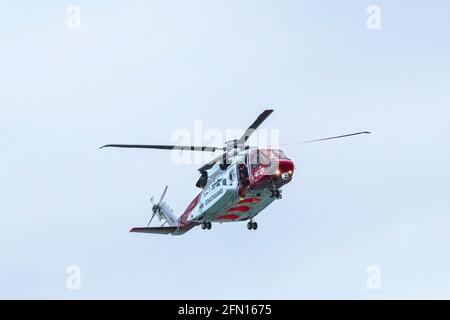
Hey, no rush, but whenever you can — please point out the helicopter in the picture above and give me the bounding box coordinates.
[100,109,370,235]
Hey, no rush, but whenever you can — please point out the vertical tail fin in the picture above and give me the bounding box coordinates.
[158,202,178,226]
[148,186,178,226]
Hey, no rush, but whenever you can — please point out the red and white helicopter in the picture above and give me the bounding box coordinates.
[101,110,369,235]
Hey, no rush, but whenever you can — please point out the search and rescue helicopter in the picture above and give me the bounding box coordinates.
[100,109,370,235]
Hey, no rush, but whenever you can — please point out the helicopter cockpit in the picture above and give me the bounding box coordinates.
[248,149,289,168]
[246,148,294,190]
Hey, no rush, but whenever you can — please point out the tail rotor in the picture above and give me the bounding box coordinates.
[147,185,168,227]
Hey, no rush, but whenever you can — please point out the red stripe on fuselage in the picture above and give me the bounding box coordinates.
[178,193,201,226]
[238,197,261,204]
[217,214,240,221]
[227,206,251,213]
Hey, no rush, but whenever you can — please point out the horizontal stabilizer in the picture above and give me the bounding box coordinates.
[130,227,178,234]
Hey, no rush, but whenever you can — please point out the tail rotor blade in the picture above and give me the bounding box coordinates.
[158,185,168,205]
[147,212,156,227]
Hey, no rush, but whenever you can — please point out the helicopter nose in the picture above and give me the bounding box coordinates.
[275,159,295,180]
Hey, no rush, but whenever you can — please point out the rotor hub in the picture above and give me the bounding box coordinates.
[224,139,240,150]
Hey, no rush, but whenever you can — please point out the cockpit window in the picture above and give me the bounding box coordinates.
[261,149,288,160]
[249,149,288,167]
[249,149,270,167]
[259,151,270,164]
[269,149,288,159]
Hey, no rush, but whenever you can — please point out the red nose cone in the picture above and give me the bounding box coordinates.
[278,159,295,174]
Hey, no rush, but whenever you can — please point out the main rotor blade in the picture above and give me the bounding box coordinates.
[236,109,274,146]
[100,144,224,152]
[284,131,371,145]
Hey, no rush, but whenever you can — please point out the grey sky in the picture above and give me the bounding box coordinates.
[1,1,450,298]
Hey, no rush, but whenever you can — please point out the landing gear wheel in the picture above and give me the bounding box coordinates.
[247,220,258,230]
[201,222,206,230]
[275,190,282,199]
[270,189,282,199]
[206,222,212,230]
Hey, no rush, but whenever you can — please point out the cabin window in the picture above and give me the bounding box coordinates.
[228,166,237,182]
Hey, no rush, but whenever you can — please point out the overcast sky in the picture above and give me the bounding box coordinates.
[1,0,450,299]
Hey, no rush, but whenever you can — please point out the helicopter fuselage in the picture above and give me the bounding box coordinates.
[182,148,294,227]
